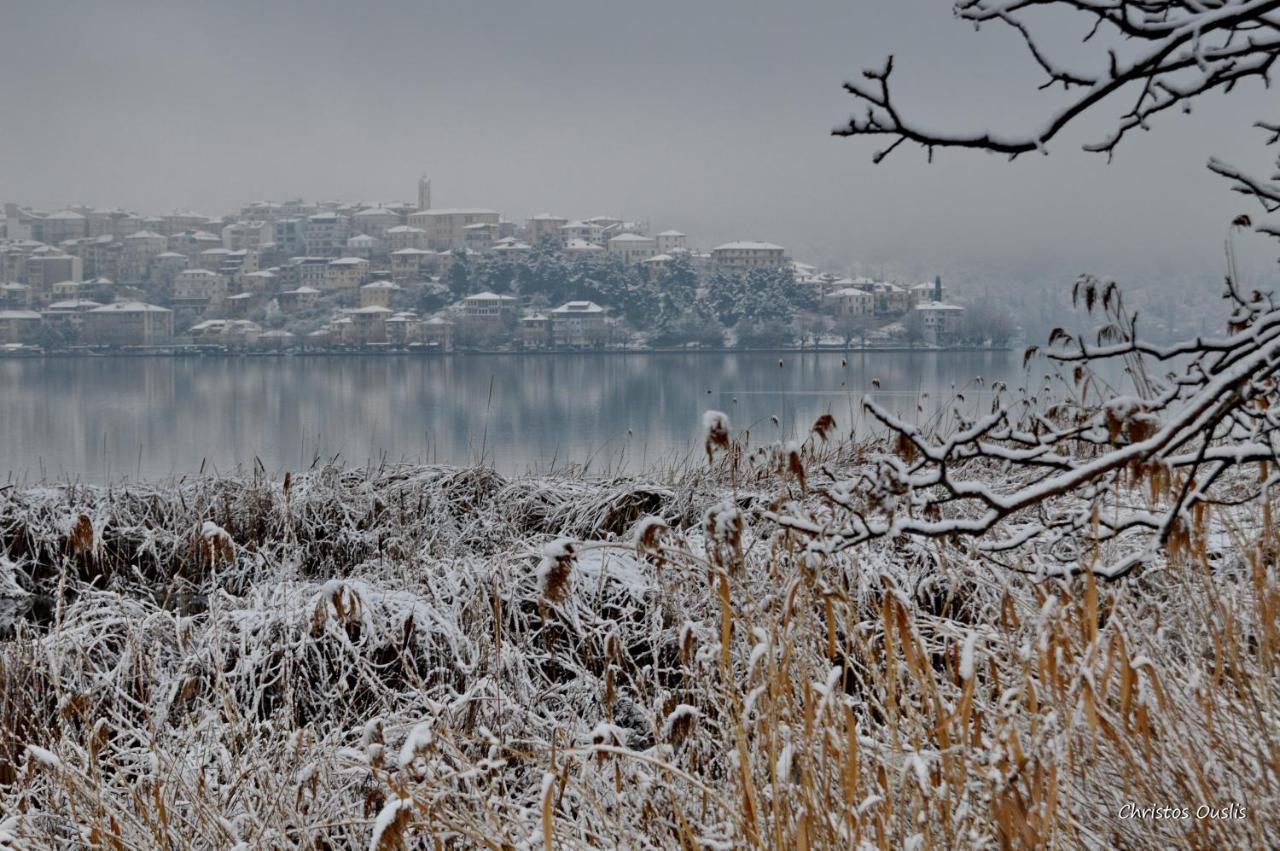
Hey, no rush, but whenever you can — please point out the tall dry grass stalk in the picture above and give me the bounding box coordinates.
[0,429,1275,848]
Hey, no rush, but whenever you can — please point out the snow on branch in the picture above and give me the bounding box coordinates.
[835,1,1279,232]
[800,271,1280,579]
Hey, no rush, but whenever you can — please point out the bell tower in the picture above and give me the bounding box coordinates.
[417,175,432,211]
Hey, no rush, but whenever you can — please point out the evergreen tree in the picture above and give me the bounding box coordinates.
[445,251,471,298]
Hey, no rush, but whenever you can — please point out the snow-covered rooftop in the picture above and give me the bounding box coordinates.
[712,241,784,251]
[45,300,102,311]
[464,291,517,302]
[414,208,498,216]
[551,301,605,314]
[89,301,171,314]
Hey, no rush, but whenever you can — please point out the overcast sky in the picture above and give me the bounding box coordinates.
[2,0,1273,279]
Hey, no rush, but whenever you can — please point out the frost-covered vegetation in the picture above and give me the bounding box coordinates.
[1,390,1277,847]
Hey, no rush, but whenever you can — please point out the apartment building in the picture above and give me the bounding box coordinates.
[173,269,227,303]
[913,302,965,344]
[407,208,500,250]
[222,220,273,251]
[824,287,875,317]
[82,302,174,345]
[302,212,348,256]
[325,257,370,290]
[655,230,687,253]
[148,252,189,289]
[607,233,657,264]
[0,309,42,344]
[560,220,605,245]
[359,280,399,307]
[710,241,786,272]
[462,291,518,321]
[550,300,606,347]
[385,225,426,252]
[42,210,88,245]
[351,206,402,238]
[527,214,568,244]
[390,247,433,283]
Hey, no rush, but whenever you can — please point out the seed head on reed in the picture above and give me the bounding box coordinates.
[811,413,837,442]
[633,516,667,552]
[64,514,96,562]
[702,410,731,464]
[536,538,576,603]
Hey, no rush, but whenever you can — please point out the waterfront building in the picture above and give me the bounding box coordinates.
[0,309,43,344]
[83,302,174,346]
[463,291,518,321]
[550,300,606,347]
[913,302,965,344]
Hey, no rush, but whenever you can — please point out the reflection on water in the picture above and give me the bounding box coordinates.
[0,351,1019,482]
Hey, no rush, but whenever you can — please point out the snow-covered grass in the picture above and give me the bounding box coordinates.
[0,434,1276,848]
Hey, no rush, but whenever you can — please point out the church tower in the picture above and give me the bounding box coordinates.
[417,175,432,211]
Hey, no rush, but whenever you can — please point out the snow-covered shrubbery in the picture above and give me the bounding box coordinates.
[1,398,1277,848]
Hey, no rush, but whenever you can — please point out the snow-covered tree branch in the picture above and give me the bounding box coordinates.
[823,1,1280,577]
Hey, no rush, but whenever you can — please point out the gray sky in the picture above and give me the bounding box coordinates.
[2,0,1274,278]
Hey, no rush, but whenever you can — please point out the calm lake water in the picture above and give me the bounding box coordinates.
[0,351,1020,483]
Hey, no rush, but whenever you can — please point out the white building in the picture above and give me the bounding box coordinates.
[239,269,276,291]
[0,309,42,344]
[359,280,400,307]
[346,233,380,259]
[42,210,87,245]
[302,211,348,256]
[564,239,605,256]
[560,221,605,245]
[325,257,370,290]
[824,287,875,317]
[463,291,518,321]
[607,233,657,264]
[390,247,433,283]
[173,268,227,303]
[913,302,965,344]
[83,302,174,345]
[550,300,607,347]
[222,220,273,251]
[527,214,569,243]
[711,241,786,272]
[385,225,426,252]
[351,206,401,238]
[655,230,687,253]
[407,208,501,251]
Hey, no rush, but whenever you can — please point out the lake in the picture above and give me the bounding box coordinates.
[0,351,1020,482]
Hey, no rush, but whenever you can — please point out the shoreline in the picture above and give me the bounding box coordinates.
[0,343,1015,359]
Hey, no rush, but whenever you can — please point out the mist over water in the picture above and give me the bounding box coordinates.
[1,351,1016,482]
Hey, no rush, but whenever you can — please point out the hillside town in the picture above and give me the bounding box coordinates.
[0,176,997,354]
